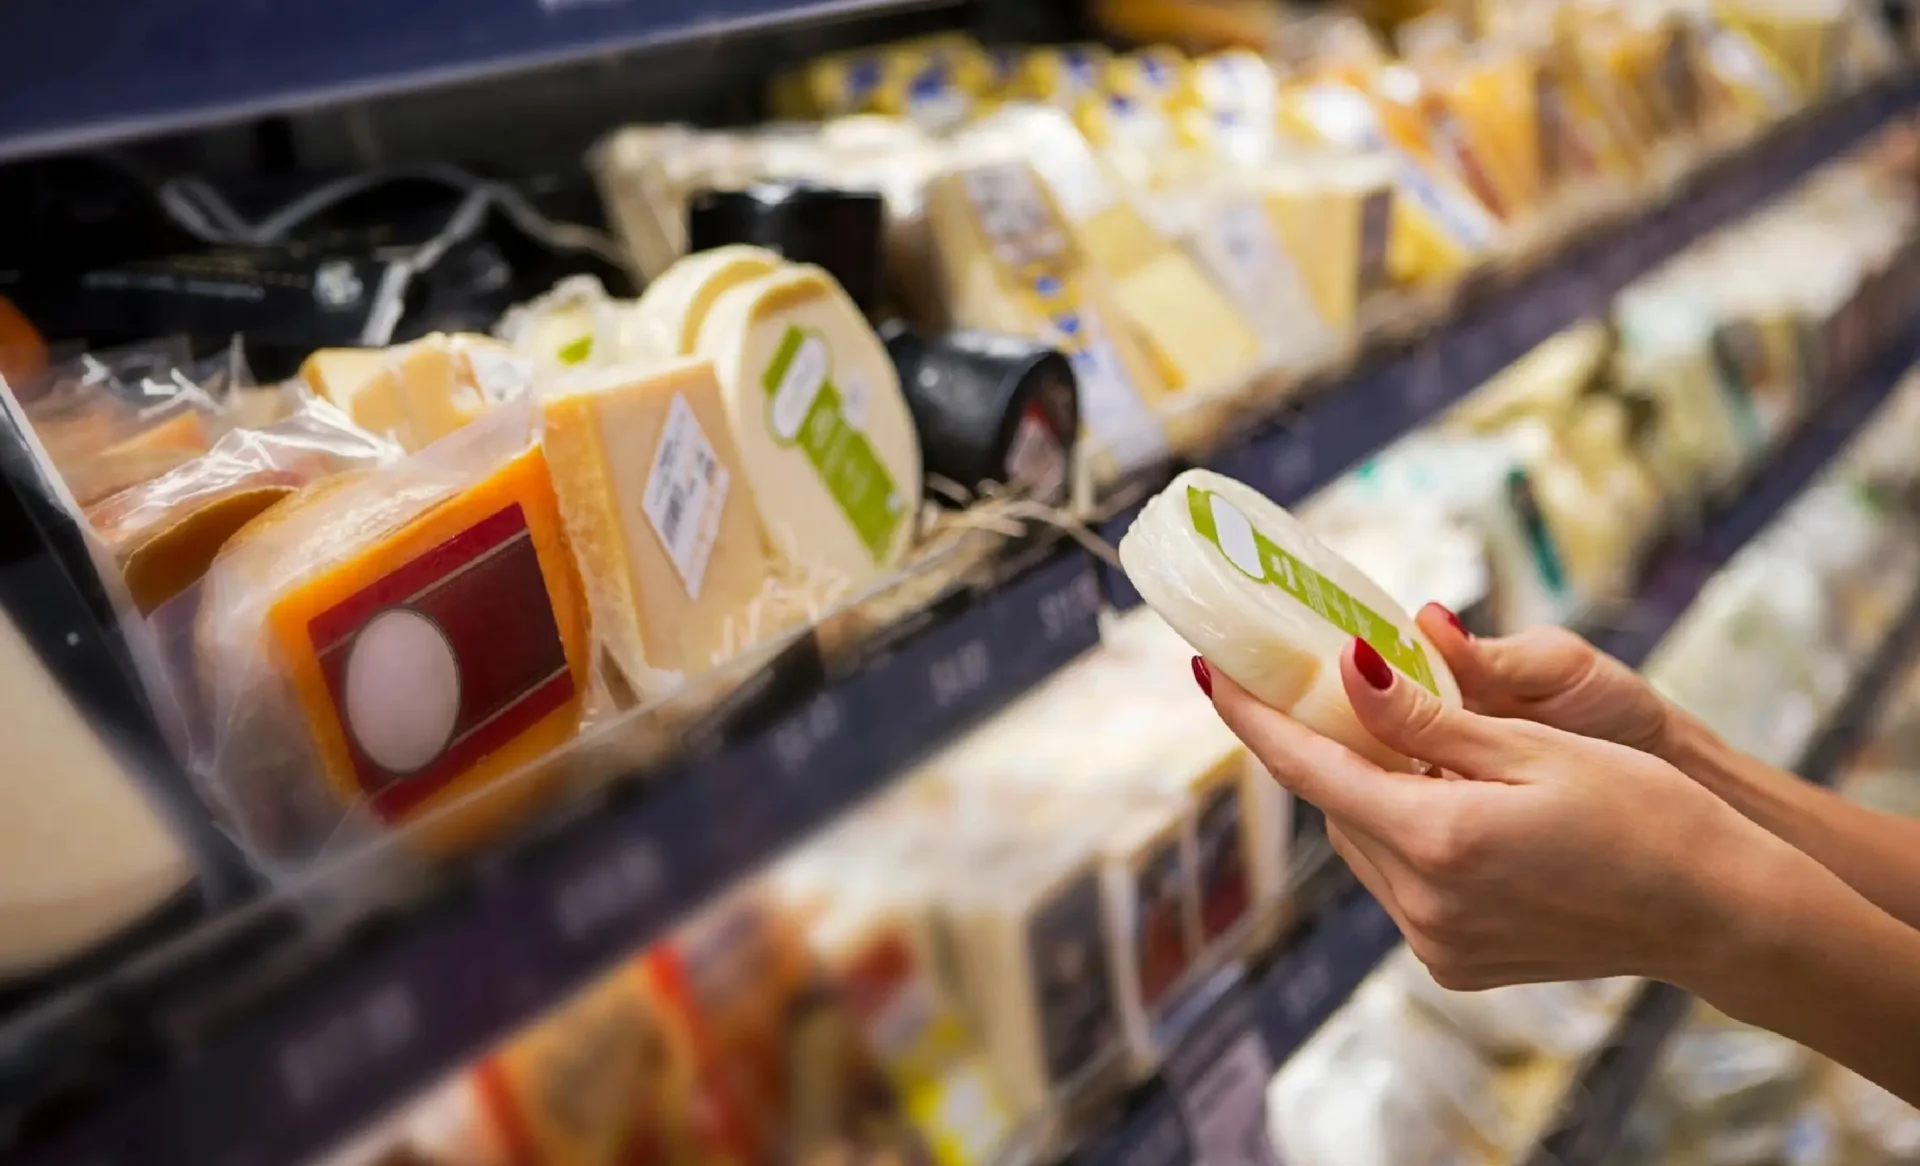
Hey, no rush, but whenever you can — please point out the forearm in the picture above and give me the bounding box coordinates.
[1659,706,1920,932]
[1680,838,1920,1106]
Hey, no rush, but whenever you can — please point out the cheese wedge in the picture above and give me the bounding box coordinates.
[199,423,591,864]
[697,264,922,581]
[540,357,773,697]
[1120,469,1461,773]
[632,245,786,358]
[303,334,527,453]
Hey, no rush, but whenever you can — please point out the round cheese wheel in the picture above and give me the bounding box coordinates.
[697,264,922,582]
[1119,469,1460,773]
[629,245,784,358]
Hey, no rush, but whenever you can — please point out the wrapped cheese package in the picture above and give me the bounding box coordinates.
[177,403,593,877]
[1119,469,1460,772]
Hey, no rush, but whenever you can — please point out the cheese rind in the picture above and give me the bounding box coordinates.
[540,357,773,698]
[632,245,785,357]
[697,264,922,580]
[1119,469,1460,772]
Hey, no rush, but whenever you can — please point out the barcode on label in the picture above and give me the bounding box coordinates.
[642,393,729,600]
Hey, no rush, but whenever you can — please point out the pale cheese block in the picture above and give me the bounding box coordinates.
[1120,469,1461,773]
[1262,155,1395,332]
[303,334,526,453]
[540,357,774,698]
[696,264,922,580]
[0,609,193,979]
[631,245,785,358]
[935,839,1123,1120]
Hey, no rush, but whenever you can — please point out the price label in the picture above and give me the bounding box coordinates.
[277,982,420,1111]
[770,692,845,777]
[1400,343,1449,417]
[1037,562,1102,642]
[1164,987,1280,1166]
[551,835,664,945]
[928,638,992,709]
[1272,945,1336,1031]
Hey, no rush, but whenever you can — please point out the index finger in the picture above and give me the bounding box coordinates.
[1205,661,1432,836]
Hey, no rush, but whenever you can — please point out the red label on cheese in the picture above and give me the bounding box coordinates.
[310,502,574,821]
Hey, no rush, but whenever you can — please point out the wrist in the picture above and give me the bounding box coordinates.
[1662,825,1815,997]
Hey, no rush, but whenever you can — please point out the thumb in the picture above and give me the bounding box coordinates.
[1342,636,1536,781]
[1416,607,1597,712]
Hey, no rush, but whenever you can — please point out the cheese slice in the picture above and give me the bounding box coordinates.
[1119,469,1461,773]
[540,357,773,697]
[303,334,525,453]
[198,422,591,864]
[632,245,786,358]
[0,608,192,979]
[697,264,922,581]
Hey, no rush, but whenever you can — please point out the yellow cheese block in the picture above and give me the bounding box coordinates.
[631,245,785,358]
[1262,156,1395,331]
[302,334,524,453]
[696,264,922,583]
[540,357,775,699]
[201,429,591,864]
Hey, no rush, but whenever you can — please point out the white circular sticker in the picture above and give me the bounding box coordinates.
[343,608,461,775]
[1208,494,1267,581]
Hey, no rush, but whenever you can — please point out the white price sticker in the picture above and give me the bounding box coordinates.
[1174,1029,1280,1166]
[642,392,730,600]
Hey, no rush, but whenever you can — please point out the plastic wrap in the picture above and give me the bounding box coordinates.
[1120,468,1460,772]
[171,403,594,878]
[86,398,397,614]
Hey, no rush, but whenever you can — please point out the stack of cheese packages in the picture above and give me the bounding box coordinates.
[50,241,932,881]
[325,883,995,1166]
[594,0,1896,484]
[1646,369,1920,768]
[1266,951,1634,1166]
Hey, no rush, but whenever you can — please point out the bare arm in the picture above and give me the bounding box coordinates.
[1653,707,1920,934]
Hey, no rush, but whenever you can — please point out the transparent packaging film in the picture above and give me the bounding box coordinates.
[1119,468,1460,772]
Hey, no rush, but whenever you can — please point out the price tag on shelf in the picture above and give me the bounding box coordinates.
[1163,978,1280,1166]
[1077,1089,1194,1166]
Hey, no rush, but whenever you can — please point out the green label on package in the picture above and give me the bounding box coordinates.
[1187,485,1438,693]
[762,325,906,563]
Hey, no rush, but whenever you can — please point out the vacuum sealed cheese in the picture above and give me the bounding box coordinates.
[695,263,922,582]
[539,356,775,700]
[1119,469,1460,772]
[87,399,396,615]
[187,404,592,873]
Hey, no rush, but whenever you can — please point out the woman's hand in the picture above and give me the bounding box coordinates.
[1199,639,1805,992]
[1415,604,1677,758]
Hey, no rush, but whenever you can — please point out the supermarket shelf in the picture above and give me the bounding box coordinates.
[1099,75,1919,611]
[7,78,1920,1166]
[1518,582,1920,1166]
[1070,335,1920,1166]
[0,0,957,165]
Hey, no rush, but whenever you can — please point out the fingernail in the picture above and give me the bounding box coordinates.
[1429,603,1468,637]
[1353,638,1393,690]
[1191,656,1213,697]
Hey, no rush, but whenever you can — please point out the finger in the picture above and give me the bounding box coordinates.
[1341,637,1535,782]
[1326,820,1413,936]
[1206,663,1431,834]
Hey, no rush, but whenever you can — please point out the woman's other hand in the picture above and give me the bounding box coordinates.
[1415,604,1677,758]
[1198,640,1803,992]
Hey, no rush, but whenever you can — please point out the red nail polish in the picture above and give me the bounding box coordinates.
[1429,602,1468,637]
[1191,656,1213,697]
[1353,638,1393,690]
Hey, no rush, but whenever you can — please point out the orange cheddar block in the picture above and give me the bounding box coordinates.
[265,444,590,854]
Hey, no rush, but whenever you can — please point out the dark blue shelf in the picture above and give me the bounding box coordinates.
[0,0,949,164]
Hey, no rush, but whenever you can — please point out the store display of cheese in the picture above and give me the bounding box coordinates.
[1120,467,1463,772]
[187,405,594,873]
